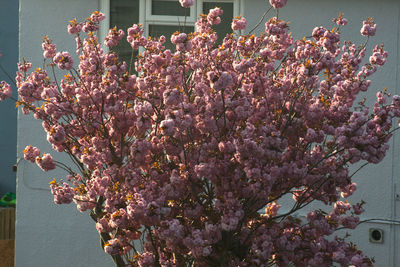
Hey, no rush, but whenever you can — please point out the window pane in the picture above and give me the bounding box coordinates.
[110,0,140,68]
[152,0,190,16]
[149,24,194,51]
[203,2,233,44]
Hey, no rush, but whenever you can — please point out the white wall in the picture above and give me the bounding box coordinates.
[17,0,114,266]
[244,0,400,266]
[16,0,400,266]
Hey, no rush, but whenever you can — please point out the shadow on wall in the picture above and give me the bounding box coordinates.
[0,0,18,196]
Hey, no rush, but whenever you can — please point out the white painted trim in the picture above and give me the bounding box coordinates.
[139,0,146,57]
[146,0,196,23]
[239,0,244,17]
[196,0,204,17]
[233,0,240,17]
[144,21,196,41]
[99,0,110,52]
[103,0,239,43]
[199,0,239,17]
[139,0,146,27]
[100,0,145,33]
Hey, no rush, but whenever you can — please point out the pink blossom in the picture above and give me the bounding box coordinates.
[179,0,194,8]
[67,18,82,34]
[361,18,377,36]
[232,16,247,31]
[35,153,56,171]
[207,7,223,25]
[53,51,74,70]
[127,24,141,35]
[74,195,97,212]
[82,11,105,32]
[138,252,155,267]
[160,119,175,136]
[351,254,363,265]
[171,32,187,44]
[96,217,112,233]
[47,125,66,145]
[269,0,287,9]
[50,181,75,204]
[104,238,120,255]
[212,71,233,90]
[333,13,348,26]
[352,202,365,215]
[163,88,181,106]
[334,201,351,215]
[340,216,359,229]
[265,202,281,217]
[127,24,145,49]
[2,8,393,267]
[341,182,357,198]
[0,81,11,101]
[23,145,41,163]
[42,36,57,59]
[369,44,387,66]
[90,11,105,22]
[104,27,125,47]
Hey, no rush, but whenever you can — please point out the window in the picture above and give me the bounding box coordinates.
[109,0,140,64]
[101,0,242,62]
[202,1,235,44]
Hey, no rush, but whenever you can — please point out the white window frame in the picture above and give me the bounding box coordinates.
[146,0,197,23]
[100,0,243,42]
[197,0,241,21]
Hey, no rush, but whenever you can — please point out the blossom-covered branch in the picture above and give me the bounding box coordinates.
[2,0,399,266]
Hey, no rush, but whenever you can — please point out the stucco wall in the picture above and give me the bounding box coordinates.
[17,0,114,266]
[0,0,18,196]
[16,0,400,266]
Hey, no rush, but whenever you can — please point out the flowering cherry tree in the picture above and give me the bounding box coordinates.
[2,0,399,266]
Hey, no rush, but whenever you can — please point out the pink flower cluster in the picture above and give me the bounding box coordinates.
[269,0,287,9]
[50,180,75,204]
[53,51,74,70]
[42,36,56,59]
[126,24,146,49]
[104,27,125,47]
[0,81,11,101]
[35,153,56,171]
[179,0,194,8]
[82,11,105,33]
[23,145,41,162]
[361,18,377,36]
[2,6,399,267]
[231,16,247,31]
[67,18,82,35]
[24,145,56,171]
[333,13,348,26]
[207,7,223,25]
[104,238,121,255]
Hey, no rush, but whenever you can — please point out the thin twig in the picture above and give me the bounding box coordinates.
[248,6,273,35]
